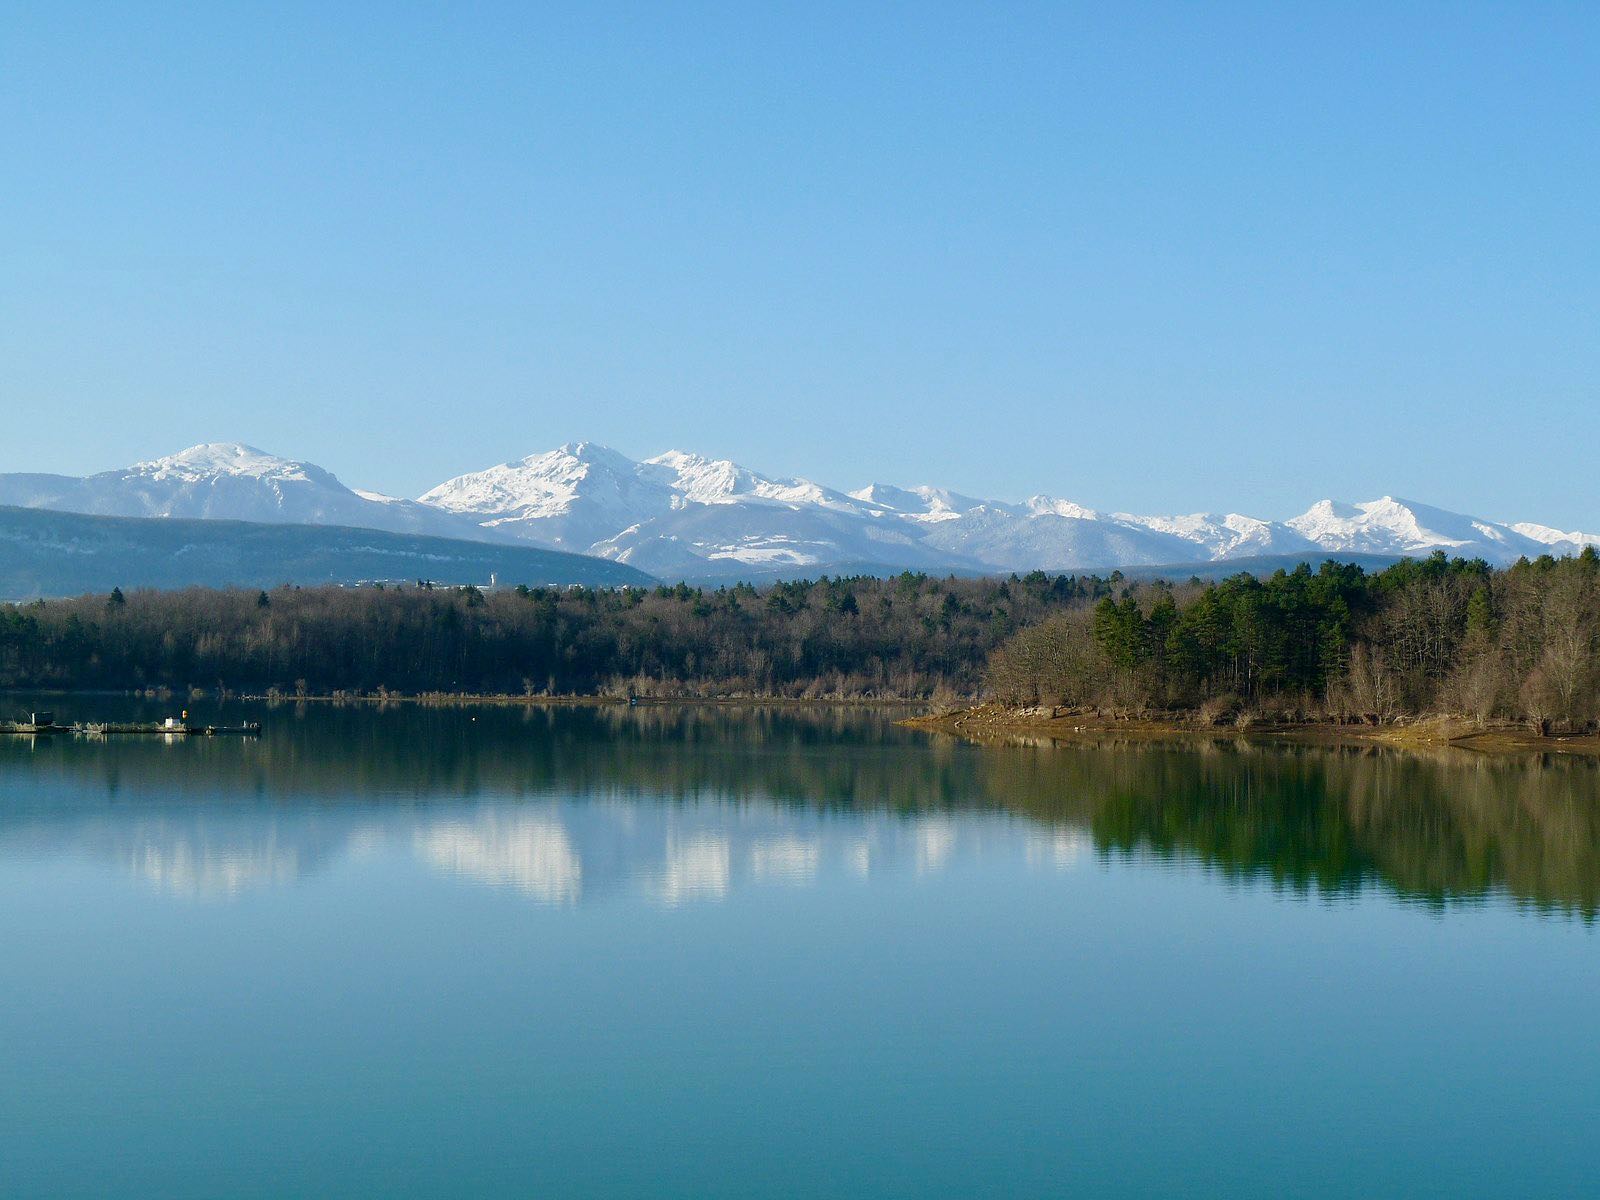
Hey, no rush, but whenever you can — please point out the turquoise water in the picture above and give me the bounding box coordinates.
[2,701,1597,1198]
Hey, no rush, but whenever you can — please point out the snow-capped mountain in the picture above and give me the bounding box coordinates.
[418,443,670,552]
[1509,521,1600,550]
[0,443,489,541]
[420,443,960,573]
[1284,497,1561,563]
[419,444,1330,575]
[1116,511,1318,559]
[418,444,1598,577]
[4,441,1596,581]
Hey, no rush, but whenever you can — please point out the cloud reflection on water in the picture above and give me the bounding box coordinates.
[648,833,731,906]
[1027,828,1092,871]
[129,837,303,898]
[415,814,583,904]
[749,835,820,885]
[0,800,1054,905]
[406,806,1023,907]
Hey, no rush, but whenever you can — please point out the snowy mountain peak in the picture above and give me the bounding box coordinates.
[131,442,333,486]
[1285,495,1548,558]
[0,442,486,542]
[1114,511,1312,560]
[420,444,677,551]
[640,450,756,503]
[516,442,637,481]
[848,483,902,506]
[1025,496,1101,521]
[847,484,978,520]
[422,443,646,522]
[486,442,638,486]
[552,440,631,465]
[641,449,704,471]
[1295,498,1359,523]
[640,450,851,510]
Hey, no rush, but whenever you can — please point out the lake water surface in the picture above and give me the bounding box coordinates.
[2,700,1598,1198]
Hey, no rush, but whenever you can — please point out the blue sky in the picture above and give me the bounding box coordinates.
[3,2,1597,525]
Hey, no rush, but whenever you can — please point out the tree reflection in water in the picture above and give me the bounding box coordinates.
[1,700,1596,915]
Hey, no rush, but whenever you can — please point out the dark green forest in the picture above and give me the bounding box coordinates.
[2,551,1598,729]
[988,550,1600,731]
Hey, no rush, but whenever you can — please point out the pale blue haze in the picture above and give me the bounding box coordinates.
[2,3,1596,526]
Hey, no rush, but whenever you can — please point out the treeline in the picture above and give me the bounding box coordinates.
[0,572,1110,699]
[986,550,1600,731]
[5,553,1598,724]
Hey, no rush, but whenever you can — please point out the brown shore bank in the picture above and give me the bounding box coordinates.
[902,704,1600,757]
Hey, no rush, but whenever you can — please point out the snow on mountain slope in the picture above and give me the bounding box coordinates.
[640,450,872,513]
[1285,497,1553,562]
[1510,522,1600,550]
[425,447,1600,576]
[590,501,968,577]
[1117,511,1317,559]
[846,484,986,521]
[1024,496,1102,521]
[7,440,1596,581]
[0,443,492,540]
[423,444,958,573]
[425,445,1293,575]
[132,442,321,484]
[913,503,1197,571]
[838,490,1312,565]
[420,443,670,551]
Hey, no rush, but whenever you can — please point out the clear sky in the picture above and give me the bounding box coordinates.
[3,2,1597,526]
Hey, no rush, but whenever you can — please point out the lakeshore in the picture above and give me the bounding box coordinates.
[12,688,1600,757]
[903,704,1600,756]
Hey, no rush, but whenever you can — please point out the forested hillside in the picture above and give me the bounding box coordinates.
[987,551,1600,731]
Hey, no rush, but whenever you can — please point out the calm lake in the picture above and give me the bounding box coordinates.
[2,700,1598,1198]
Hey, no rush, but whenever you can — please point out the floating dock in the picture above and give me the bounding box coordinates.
[1,715,262,737]
[74,722,263,737]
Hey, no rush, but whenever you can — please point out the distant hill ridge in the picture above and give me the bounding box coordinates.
[0,505,650,599]
[2,441,1595,584]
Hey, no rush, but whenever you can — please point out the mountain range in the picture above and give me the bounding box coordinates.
[2,441,1596,583]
